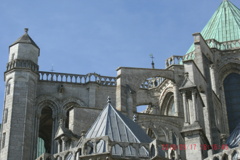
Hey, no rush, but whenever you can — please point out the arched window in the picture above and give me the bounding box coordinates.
[162,92,175,116]
[167,96,175,116]
[37,137,45,158]
[224,73,240,133]
[38,107,53,154]
[65,109,70,129]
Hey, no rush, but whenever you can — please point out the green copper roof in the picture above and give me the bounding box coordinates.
[186,0,240,54]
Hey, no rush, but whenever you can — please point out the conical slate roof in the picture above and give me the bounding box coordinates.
[85,100,152,144]
[10,28,39,49]
[186,0,240,54]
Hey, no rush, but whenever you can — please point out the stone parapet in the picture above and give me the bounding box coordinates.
[53,136,152,160]
[6,59,39,72]
[165,55,183,68]
[38,71,117,86]
[204,146,240,160]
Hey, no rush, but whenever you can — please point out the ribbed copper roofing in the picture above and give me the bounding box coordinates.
[186,0,240,56]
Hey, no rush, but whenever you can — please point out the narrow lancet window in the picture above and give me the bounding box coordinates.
[4,109,8,123]
[7,84,11,95]
[224,73,240,133]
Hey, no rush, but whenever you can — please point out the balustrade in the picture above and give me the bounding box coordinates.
[165,55,183,68]
[53,136,150,160]
[140,77,165,89]
[206,39,240,51]
[6,59,39,72]
[38,71,116,86]
[204,146,240,160]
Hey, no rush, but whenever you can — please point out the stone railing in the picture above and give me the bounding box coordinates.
[6,59,39,72]
[38,71,116,86]
[35,153,52,160]
[53,136,151,160]
[206,39,240,51]
[183,39,240,61]
[183,51,195,61]
[204,146,240,160]
[165,55,183,68]
[140,77,165,89]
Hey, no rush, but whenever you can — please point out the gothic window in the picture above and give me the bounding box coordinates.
[65,107,74,129]
[162,92,175,116]
[167,96,175,116]
[65,110,70,129]
[4,109,8,123]
[38,107,53,154]
[150,145,155,158]
[2,132,6,149]
[37,137,45,158]
[224,73,240,133]
[172,133,177,145]
[7,84,11,95]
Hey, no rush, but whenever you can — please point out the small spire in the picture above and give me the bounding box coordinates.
[24,28,29,34]
[107,96,111,104]
[149,54,155,69]
[50,64,54,72]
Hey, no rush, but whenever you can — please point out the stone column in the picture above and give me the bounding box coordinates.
[184,133,203,160]
[33,113,41,158]
[126,90,134,118]
[192,89,198,122]
[181,91,189,125]
[57,140,61,153]
[173,83,180,116]
[76,151,80,160]
[52,113,58,154]
[210,64,218,95]
[61,137,66,151]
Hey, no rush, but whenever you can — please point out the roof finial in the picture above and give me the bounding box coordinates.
[107,96,111,104]
[24,28,29,34]
[149,54,155,69]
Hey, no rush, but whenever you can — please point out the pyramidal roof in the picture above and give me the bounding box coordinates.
[10,28,39,49]
[85,99,152,144]
[187,0,240,54]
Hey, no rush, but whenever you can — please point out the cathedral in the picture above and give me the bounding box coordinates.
[1,0,240,159]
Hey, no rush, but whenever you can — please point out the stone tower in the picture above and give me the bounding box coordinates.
[1,1,240,160]
[0,28,40,160]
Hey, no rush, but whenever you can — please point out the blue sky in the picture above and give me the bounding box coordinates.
[0,0,239,120]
